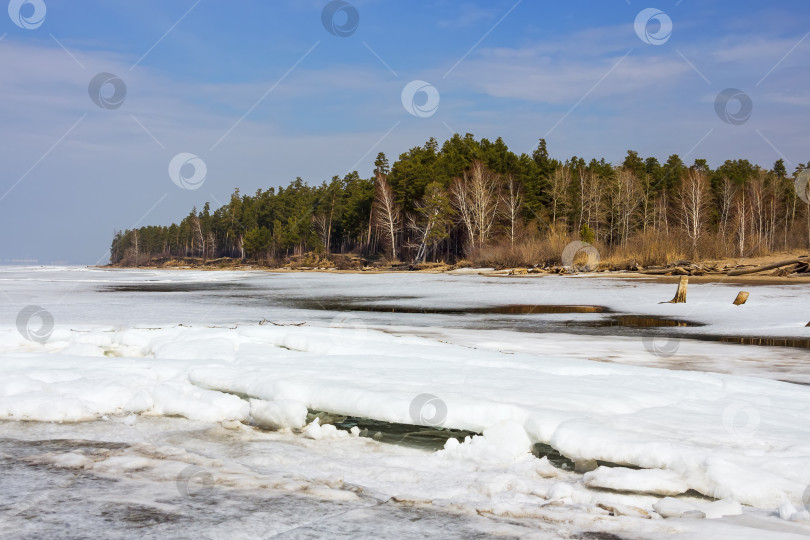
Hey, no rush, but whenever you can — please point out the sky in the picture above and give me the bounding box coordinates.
[0,0,809,264]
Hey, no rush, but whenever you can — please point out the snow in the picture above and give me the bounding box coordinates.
[303,417,350,440]
[123,325,810,508]
[584,466,690,496]
[249,398,308,430]
[653,496,742,519]
[1,266,809,538]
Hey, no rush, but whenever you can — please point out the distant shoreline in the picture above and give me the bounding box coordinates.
[99,252,810,285]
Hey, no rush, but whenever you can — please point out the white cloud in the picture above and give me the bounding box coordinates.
[712,35,810,63]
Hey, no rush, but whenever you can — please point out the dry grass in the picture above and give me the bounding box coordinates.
[469,230,737,269]
[603,231,687,268]
[288,253,337,269]
[472,227,579,267]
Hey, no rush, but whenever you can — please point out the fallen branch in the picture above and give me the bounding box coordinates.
[259,319,307,326]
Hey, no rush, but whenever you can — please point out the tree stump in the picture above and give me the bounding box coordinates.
[666,276,688,303]
[733,291,749,305]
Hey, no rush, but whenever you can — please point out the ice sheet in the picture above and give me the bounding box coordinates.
[1,267,809,538]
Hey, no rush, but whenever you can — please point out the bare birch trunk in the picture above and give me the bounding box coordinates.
[373,172,400,261]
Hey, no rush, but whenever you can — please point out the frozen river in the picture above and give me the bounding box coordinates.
[1,267,809,539]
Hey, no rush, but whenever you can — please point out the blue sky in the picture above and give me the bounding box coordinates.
[1,0,808,263]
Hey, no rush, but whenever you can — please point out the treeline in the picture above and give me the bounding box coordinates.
[110,133,810,267]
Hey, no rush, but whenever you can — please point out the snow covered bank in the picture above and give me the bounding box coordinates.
[1,321,809,515]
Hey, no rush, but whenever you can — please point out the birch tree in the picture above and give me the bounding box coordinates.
[676,169,711,257]
[451,160,500,253]
[191,214,204,258]
[615,169,642,247]
[373,171,401,261]
[408,182,454,263]
[734,189,748,256]
[501,175,523,246]
[549,166,571,225]
[131,229,140,265]
[718,177,736,254]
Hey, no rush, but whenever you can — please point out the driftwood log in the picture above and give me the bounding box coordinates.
[640,266,692,276]
[727,256,808,276]
[641,267,680,275]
